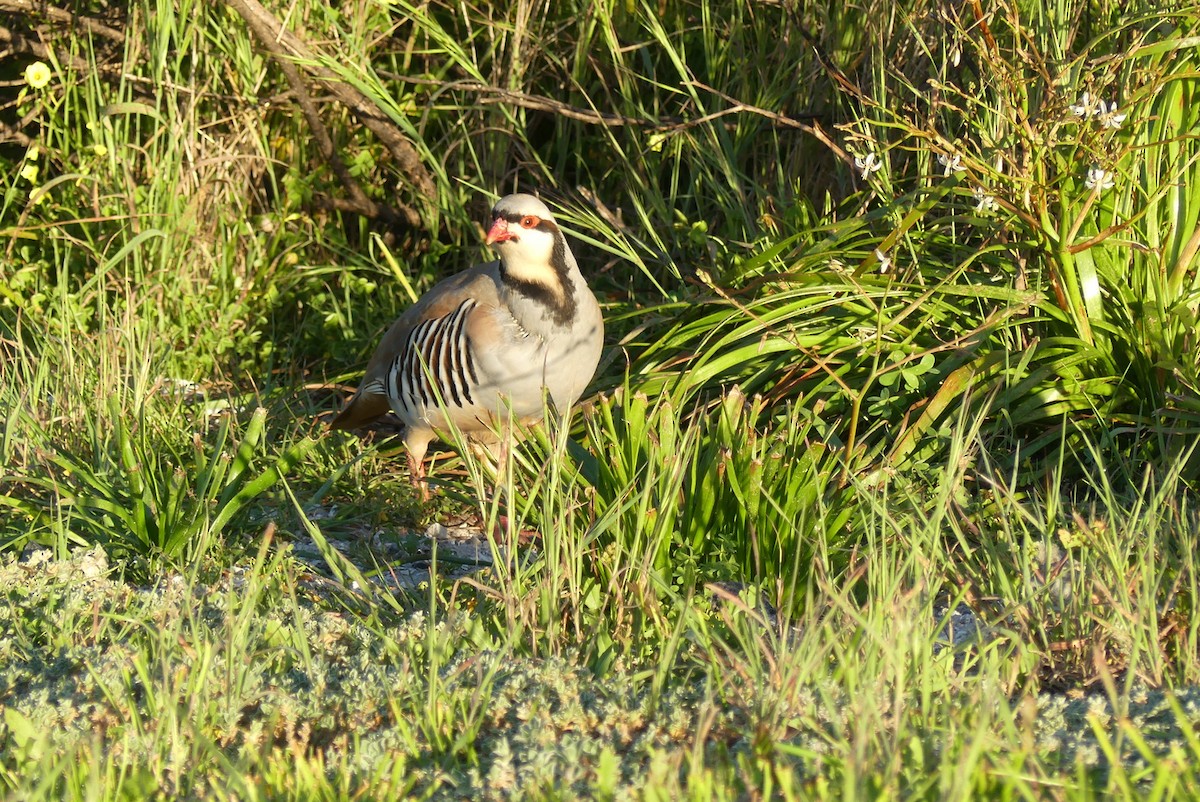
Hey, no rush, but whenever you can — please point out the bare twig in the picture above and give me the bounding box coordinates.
[381,72,848,164]
[0,0,125,44]
[380,74,652,128]
[0,17,89,72]
[222,0,435,225]
[312,192,408,223]
[0,118,32,146]
[689,81,851,165]
[220,0,413,229]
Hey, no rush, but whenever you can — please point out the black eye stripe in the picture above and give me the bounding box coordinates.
[499,212,557,233]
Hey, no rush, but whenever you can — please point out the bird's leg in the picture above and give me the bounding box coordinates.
[492,435,509,504]
[408,451,431,502]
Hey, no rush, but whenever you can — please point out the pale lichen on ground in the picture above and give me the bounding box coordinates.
[2,545,1200,795]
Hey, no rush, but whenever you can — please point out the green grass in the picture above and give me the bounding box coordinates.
[3,0,1200,797]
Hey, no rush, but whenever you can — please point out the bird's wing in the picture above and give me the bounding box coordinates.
[329,262,502,430]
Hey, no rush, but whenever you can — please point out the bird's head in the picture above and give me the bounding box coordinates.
[485,193,560,271]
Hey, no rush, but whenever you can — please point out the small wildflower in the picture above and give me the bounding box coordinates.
[1070,93,1127,128]
[19,163,39,184]
[854,151,883,179]
[1069,92,1094,118]
[646,132,667,153]
[91,143,108,157]
[26,145,40,161]
[24,61,52,89]
[972,185,998,212]
[875,248,892,274]
[1097,100,1127,129]
[1085,165,1115,191]
[938,153,966,176]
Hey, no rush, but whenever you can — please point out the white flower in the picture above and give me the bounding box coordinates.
[1070,93,1127,128]
[854,151,883,179]
[1085,165,1115,191]
[24,61,51,89]
[1097,100,1127,129]
[938,153,966,176]
[1069,92,1094,118]
[875,248,892,274]
[972,185,998,212]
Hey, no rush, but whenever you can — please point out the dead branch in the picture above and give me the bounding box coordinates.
[0,0,125,44]
[220,0,413,230]
[0,117,32,146]
[689,81,851,166]
[380,72,850,165]
[222,0,435,228]
[378,73,661,128]
[0,16,94,76]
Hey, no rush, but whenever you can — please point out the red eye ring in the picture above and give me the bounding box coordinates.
[520,215,539,229]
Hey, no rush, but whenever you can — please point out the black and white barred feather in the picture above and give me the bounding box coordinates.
[388,298,480,415]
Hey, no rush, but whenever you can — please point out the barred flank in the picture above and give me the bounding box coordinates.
[388,299,478,417]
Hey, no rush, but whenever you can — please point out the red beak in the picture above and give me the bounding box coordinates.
[485,218,513,245]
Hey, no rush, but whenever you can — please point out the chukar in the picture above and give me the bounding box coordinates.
[330,193,604,497]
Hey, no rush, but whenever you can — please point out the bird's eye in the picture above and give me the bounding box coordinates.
[520,215,539,229]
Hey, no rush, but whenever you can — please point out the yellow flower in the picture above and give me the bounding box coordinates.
[26,145,40,161]
[92,144,108,157]
[24,61,52,89]
[19,163,39,184]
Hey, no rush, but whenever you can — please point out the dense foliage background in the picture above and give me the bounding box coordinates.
[2,0,1200,797]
